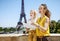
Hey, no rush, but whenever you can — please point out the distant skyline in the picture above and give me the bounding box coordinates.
[0,0,60,27]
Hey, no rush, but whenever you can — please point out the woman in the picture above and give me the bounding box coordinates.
[26,10,37,41]
[32,4,50,41]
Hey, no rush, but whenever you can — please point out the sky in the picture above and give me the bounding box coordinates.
[0,0,60,27]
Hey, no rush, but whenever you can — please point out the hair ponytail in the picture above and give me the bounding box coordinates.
[41,4,51,19]
[45,9,50,19]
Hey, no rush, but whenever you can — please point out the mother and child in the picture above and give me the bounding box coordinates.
[26,4,51,41]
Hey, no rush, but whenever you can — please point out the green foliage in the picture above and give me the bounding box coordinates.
[50,20,60,33]
[9,27,16,31]
[3,28,10,32]
[0,27,3,31]
[50,20,56,33]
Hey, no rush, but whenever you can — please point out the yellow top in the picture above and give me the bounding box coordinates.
[36,16,50,36]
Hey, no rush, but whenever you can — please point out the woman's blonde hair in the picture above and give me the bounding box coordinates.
[30,10,36,18]
[41,4,51,19]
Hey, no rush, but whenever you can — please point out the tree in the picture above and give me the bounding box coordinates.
[56,20,60,33]
[9,27,16,32]
[58,20,60,23]
[0,27,3,31]
[3,28,10,32]
[50,20,56,33]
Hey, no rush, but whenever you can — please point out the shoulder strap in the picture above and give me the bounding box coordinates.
[40,16,46,24]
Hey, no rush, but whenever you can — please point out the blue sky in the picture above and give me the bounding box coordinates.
[0,0,60,27]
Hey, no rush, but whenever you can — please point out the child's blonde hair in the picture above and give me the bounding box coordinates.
[30,10,36,19]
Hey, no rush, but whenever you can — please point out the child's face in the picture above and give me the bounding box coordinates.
[30,11,35,19]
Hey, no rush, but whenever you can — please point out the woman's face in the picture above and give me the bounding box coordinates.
[30,11,35,19]
[39,6,46,15]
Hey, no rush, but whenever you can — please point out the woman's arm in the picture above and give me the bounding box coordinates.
[32,17,50,32]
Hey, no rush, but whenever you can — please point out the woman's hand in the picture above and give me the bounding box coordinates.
[31,22,36,26]
[31,22,35,25]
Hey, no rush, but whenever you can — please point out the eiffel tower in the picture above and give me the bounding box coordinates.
[18,0,27,24]
[16,0,27,31]
[20,0,27,23]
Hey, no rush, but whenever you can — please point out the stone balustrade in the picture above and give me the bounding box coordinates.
[0,34,60,41]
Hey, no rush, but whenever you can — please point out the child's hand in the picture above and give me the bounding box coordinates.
[26,28,30,33]
[26,28,30,30]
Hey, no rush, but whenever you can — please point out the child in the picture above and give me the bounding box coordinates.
[27,10,37,41]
